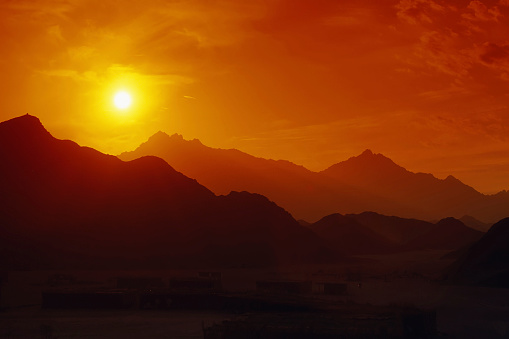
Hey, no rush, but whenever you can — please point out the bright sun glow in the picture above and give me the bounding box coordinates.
[113,91,132,110]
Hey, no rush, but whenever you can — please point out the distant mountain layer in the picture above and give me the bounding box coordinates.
[308,212,483,255]
[0,115,337,269]
[120,133,509,223]
[459,215,492,232]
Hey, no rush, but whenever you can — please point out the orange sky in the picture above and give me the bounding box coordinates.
[1,0,509,193]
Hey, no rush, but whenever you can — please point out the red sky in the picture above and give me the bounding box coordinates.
[1,0,509,193]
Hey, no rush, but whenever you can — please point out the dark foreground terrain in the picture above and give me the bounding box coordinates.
[2,250,509,338]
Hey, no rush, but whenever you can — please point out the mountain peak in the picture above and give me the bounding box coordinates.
[445,175,460,182]
[356,149,391,162]
[169,133,184,140]
[360,149,374,156]
[153,131,170,138]
[0,114,52,142]
[322,149,405,176]
[436,217,462,225]
[1,114,43,129]
[146,131,185,144]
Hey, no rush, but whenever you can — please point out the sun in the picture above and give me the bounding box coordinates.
[113,91,132,110]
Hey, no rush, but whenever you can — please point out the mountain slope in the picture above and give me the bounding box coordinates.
[406,217,483,250]
[0,115,337,269]
[305,212,483,255]
[308,214,397,255]
[322,151,485,218]
[345,212,433,245]
[345,212,482,251]
[120,133,509,223]
[323,151,509,223]
[119,132,398,222]
[459,215,492,232]
[448,217,509,287]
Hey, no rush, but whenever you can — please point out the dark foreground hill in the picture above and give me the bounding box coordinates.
[308,212,483,255]
[0,115,337,269]
[448,217,509,287]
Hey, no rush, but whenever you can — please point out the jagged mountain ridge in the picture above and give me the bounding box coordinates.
[120,132,401,223]
[0,115,337,269]
[120,132,509,223]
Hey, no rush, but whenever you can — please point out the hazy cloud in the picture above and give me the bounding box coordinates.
[0,0,74,21]
[38,69,98,82]
[462,0,502,22]
[477,42,509,79]
[414,30,473,77]
[423,112,509,143]
[395,0,446,25]
[46,25,65,43]
[479,42,509,64]
[40,64,193,86]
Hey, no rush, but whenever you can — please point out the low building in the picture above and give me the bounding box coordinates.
[169,277,222,292]
[314,282,348,296]
[42,289,136,309]
[256,280,312,295]
[204,307,437,339]
[198,271,222,280]
[115,277,164,290]
[47,274,75,287]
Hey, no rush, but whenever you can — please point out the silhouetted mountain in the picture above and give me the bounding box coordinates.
[322,149,410,188]
[459,215,492,232]
[305,212,482,255]
[448,217,509,287]
[321,151,497,221]
[406,217,483,251]
[297,220,312,227]
[120,131,313,197]
[0,115,337,269]
[345,212,433,245]
[345,212,482,252]
[120,134,509,223]
[308,214,396,255]
[119,132,394,222]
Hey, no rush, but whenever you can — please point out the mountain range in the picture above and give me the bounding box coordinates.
[120,132,509,224]
[0,115,498,270]
[0,115,335,269]
[308,212,483,255]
